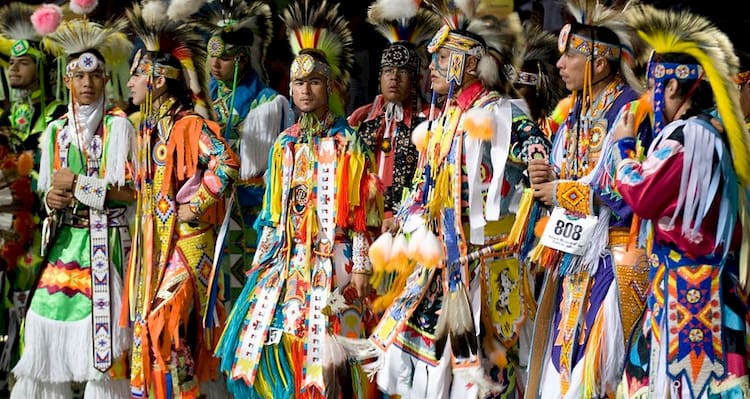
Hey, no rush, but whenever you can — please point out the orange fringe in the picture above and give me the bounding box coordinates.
[163,116,202,196]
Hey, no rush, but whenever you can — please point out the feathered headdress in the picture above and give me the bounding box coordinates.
[283,0,354,116]
[516,22,567,121]
[422,0,524,95]
[367,0,441,74]
[192,0,273,83]
[0,3,64,111]
[43,1,133,105]
[0,2,61,62]
[127,0,212,119]
[625,4,750,186]
[557,0,644,93]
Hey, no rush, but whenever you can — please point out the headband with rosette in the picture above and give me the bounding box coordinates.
[126,0,213,119]
[422,0,524,92]
[192,0,273,82]
[283,0,354,116]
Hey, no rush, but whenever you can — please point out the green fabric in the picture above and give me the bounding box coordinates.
[29,225,125,322]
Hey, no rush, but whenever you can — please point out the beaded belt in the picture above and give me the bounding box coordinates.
[61,207,129,228]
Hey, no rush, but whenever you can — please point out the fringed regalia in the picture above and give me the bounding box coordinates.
[531,79,652,399]
[13,103,134,398]
[216,114,381,398]
[124,99,239,398]
[211,71,287,297]
[0,2,66,372]
[615,5,750,398]
[364,77,550,398]
[524,1,654,397]
[196,0,289,298]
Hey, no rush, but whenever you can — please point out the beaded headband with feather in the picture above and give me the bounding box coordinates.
[423,0,524,94]
[126,0,212,120]
[192,0,273,83]
[625,4,750,187]
[367,0,441,74]
[558,0,644,93]
[283,0,354,117]
[516,22,567,119]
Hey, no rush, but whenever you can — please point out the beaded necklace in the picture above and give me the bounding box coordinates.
[561,78,622,179]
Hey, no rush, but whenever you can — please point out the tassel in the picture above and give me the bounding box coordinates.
[369,232,393,272]
[462,108,495,141]
[534,215,549,238]
[388,233,410,273]
[411,120,429,151]
[418,229,445,268]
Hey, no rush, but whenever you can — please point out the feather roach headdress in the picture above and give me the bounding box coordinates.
[283,0,354,116]
[367,0,441,75]
[0,2,62,62]
[126,0,212,119]
[0,3,64,115]
[625,4,750,186]
[516,22,567,121]
[192,0,273,83]
[557,0,645,93]
[422,0,524,96]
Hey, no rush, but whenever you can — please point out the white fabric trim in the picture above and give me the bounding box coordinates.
[12,264,130,382]
[102,116,135,188]
[238,95,288,179]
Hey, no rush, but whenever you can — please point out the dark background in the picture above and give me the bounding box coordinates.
[11,0,748,112]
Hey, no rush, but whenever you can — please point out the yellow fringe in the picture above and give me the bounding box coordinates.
[581,301,606,399]
[371,266,412,314]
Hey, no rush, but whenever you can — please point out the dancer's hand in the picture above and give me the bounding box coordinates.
[533,181,555,207]
[528,158,555,185]
[177,203,199,223]
[46,187,74,209]
[52,168,76,191]
[350,272,371,300]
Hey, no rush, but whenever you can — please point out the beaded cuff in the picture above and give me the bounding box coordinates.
[553,180,593,215]
[73,175,107,210]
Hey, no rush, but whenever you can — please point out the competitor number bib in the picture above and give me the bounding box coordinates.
[540,207,597,255]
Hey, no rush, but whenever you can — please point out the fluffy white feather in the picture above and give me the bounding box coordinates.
[368,0,418,22]
[167,0,207,21]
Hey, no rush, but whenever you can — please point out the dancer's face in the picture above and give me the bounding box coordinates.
[291,73,328,115]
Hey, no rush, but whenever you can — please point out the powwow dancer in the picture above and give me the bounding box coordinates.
[123,0,239,397]
[10,1,136,396]
[615,4,750,398]
[215,0,383,397]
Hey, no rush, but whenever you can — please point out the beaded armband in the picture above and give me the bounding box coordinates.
[553,180,593,215]
[74,175,107,210]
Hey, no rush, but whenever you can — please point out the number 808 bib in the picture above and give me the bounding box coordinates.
[540,207,598,256]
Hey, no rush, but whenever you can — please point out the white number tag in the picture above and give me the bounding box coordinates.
[540,207,598,255]
[265,328,283,346]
